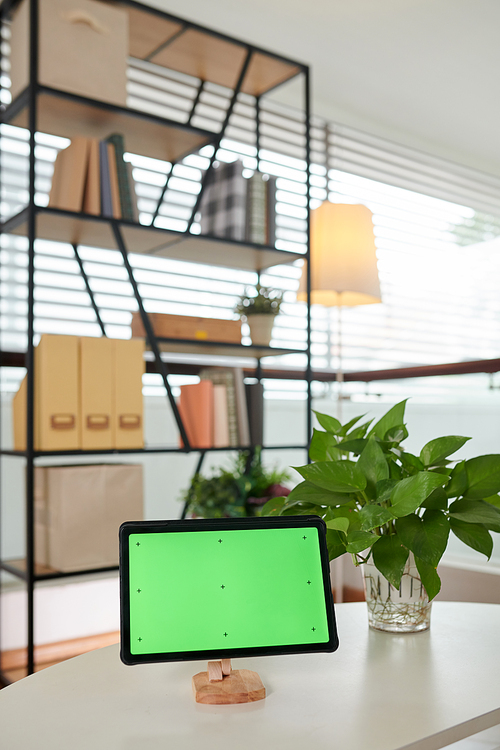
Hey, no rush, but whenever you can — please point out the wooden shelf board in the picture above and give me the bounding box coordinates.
[2,558,119,580]
[7,88,212,163]
[155,338,303,358]
[5,208,303,271]
[153,233,304,271]
[147,27,301,96]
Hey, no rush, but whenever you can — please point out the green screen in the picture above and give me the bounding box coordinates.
[128,526,329,655]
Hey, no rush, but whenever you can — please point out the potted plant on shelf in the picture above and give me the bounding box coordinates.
[181,449,290,519]
[235,283,283,346]
[262,400,500,633]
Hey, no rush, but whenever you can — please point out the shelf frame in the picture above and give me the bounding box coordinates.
[0,0,312,679]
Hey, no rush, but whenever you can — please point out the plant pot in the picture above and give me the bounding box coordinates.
[247,314,276,346]
[362,553,431,633]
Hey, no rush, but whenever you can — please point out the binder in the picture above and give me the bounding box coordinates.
[80,337,114,450]
[113,338,145,449]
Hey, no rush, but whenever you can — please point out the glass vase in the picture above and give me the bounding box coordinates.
[362,554,432,633]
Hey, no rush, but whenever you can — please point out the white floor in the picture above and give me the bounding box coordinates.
[448,725,500,749]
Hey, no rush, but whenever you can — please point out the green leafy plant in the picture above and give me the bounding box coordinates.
[181,448,290,519]
[235,283,283,317]
[261,400,500,600]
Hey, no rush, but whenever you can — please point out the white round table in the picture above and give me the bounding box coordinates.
[1,602,499,750]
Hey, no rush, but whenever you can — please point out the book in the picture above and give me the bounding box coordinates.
[233,367,250,446]
[49,136,90,212]
[107,142,121,219]
[246,171,267,245]
[245,382,264,446]
[107,133,135,221]
[178,381,214,449]
[200,160,247,241]
[82,138,101,216]
[213,383,230,448]
[266,175,277,246]
[199,368,239,446]
[126,161,139,222]
[99,140,113,218]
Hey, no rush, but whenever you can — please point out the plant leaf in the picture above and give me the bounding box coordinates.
[358,437,389,493]
[313,411,342,435]
[325,529,346,560]
[419,435,471,467]
[335,438,368,455]
[325,504,361,531]
[446,460,468,498]
[421,487,448,510]
[260,496,287,516]
[399,451,425,474]
[371,534,409,589]
[345,419,374,440]
[464,455,500,499]
[308,429,338,462]
[339,414,365,436]
[285,481,354,508]
[485,495,500,509]
[370,400,408,440]
[326,517,350,534]
[395,510,449,567]
[390,472,448,517]
[414,556,441,601]
[293,461,367,493]
[449,498,500,531]
[450,518,493,559]
[359,504,394,531]
[376,479,397,504]
[383,424,409,444]
[345,530,379,554]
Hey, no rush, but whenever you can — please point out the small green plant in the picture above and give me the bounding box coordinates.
[235,283,283,317]
[181,449,290,518]
[262,400,500,600]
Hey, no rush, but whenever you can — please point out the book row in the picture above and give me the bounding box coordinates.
[49,134,139,221]
[178,368,264,449]
[200,160,277,245]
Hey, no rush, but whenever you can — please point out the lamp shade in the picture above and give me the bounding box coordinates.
[297,202,381,306]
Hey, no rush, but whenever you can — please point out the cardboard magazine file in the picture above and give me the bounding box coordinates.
[35,464,143,573]
[10,0,128,107]
[114,338,145,450]
[80,336,114,450]
[12,334,80,451]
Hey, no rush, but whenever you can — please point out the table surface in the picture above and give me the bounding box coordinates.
[1,602,500,750]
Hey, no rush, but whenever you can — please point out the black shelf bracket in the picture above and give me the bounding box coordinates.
[111,222,191,449]
[72,244,106,337]
[186,47,254,233]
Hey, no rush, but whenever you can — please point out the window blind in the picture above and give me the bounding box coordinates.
[1,29,500,403]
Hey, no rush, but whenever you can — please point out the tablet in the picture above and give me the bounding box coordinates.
[119,516,338,665]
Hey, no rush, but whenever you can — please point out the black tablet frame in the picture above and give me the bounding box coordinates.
[119,515,338,665]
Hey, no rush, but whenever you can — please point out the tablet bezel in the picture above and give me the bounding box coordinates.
[119,516,338,665]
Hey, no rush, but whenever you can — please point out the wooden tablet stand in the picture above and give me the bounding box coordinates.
[192,659,266,704]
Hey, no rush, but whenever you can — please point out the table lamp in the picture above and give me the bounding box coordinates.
[297,202,382,416]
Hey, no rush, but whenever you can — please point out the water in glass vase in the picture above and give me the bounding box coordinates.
[362,554,432,633]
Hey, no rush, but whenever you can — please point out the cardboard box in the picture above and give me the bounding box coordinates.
[131,313,242,344]
[13,335,80,451]
[114,338,145,449]
[10,0,128,107]
[35,464,143,572]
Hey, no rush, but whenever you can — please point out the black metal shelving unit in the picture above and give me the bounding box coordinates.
[0,0,312,682]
